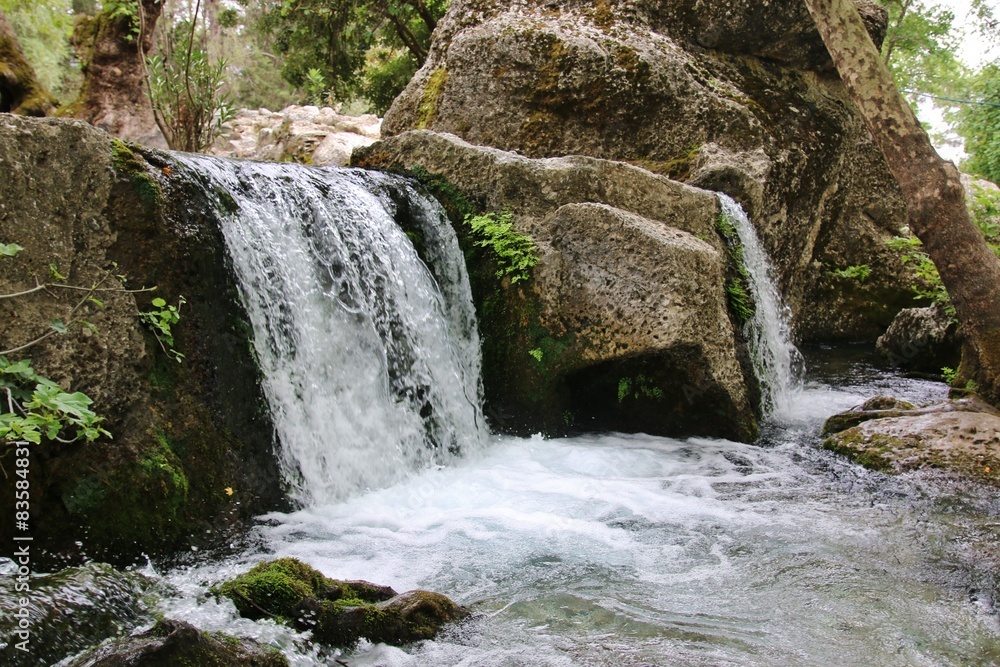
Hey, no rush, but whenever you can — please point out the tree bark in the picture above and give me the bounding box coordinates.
[67,0,166,148]
[0,8,57,116]
[803,0,1000,402]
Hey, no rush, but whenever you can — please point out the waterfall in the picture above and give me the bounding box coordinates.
[176,156,487,506]
[717,194,803,420]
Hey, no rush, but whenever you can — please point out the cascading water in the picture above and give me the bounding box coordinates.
[175,155,487,505]
[717,194,804,420]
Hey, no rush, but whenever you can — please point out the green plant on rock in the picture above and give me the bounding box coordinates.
[885,233,953,314]
[0,245,156,446]
[465,211,539,284]
[827,264,872,282]
[714,213,756,325]
[617,375,664,403]
[0,356,110,444]
[941,366,958,384]
[140,296,186,362]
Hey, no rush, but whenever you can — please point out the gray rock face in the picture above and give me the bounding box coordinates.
[823,397,1000,484]
[354,130,758,440]
[382,0,918,341]
[876,303,960,372]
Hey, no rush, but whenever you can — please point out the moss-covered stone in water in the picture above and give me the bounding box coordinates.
[216,558,465,648]
[215,558,326,619]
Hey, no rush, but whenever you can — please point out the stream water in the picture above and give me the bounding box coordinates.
[54,161,1000,664]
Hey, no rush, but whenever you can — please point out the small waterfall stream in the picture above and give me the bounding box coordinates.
[176,156,487,505]
[718,194,804,421]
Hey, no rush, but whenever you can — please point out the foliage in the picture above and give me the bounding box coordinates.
[0,356,110,443]
[140,295,186,362]
[254,0,447,108]
[617,375,664,403]
[879,0,966,104]
[885,233,953,311]
[361,46,419,115]
[941,365,958,384]
[0,0,77,98]
[827,264,872,282]
[969,182,1000,255]
[959,64,1000,185]
[714,213,756,325]
[528,348,543,362]
[725,279,755,325]
[147,16,235,152]
[103,0,140,40]
[464,211,538,284]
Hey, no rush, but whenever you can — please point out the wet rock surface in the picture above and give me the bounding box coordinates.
[61,619,289,667]
[823,396,1000,484]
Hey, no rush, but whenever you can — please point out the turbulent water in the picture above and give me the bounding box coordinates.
[37,162,1000,666]
[154,367,1000,667]
[718,195,804,421]
[176,156,487,505]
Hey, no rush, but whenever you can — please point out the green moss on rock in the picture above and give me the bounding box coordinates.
[215,558,465,648]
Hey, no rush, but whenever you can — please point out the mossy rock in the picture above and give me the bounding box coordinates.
[215,558,466,648]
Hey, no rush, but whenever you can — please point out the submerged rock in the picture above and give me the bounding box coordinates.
[61,619,288,667]
[215,558,466,647]
[876,303,960,372]
[354,130,759,440]
[823,397,1000,483]
[0,562,153,667]
[382,0,919,342]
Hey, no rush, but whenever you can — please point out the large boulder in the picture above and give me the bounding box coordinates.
[876,303,960,372]
[382,0,918,341]
[354,130,759,440]
[0,114,286,564]
[823,397,1000,483]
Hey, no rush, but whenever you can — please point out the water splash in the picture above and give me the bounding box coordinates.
[176,156,487,506]
[717,194,804,420]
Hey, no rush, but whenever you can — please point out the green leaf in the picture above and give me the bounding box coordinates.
[49,263,67,281]
[49,319,68,334]
[151,297,167,308]
[0,243,24,257]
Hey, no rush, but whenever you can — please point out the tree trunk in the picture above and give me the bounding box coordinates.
[802,0,1000,402]
[67,0,166,148]
[0,8,57,116]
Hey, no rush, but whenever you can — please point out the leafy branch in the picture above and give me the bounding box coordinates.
[140,296,186,362]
